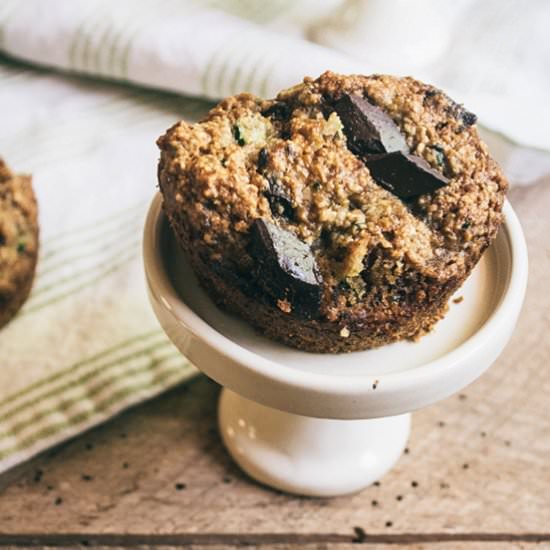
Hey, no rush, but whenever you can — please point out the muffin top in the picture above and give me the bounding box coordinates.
[158,72,507,322]
[0,159,38,319]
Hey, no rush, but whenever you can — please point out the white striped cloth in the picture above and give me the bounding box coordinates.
[1,0,549,159]
[0,60,208,474]
[0,0,548,474]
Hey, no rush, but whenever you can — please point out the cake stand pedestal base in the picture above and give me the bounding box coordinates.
[219,388,411,497]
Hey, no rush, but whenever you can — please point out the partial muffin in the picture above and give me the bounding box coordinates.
[157,72,507,353]
[0,159,39,328]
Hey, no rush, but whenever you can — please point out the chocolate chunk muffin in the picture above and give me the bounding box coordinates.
[157,72,507,353]
[0,159,39,329]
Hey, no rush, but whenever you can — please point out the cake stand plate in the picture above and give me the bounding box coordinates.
[144,193,527,496]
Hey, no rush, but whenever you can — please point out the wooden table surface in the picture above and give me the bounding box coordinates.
[0,182,549,550]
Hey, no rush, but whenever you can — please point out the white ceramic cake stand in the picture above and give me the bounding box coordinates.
[143,193,527,497]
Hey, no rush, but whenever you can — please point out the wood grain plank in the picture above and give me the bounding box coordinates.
[1,544,548,550]
[0,533,549,546]
[0,183,548,538]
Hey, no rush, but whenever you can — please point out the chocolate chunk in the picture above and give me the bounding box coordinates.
[249,219,322,319]
[334,93,408,155]
[262,101,291,121]
[366,151,450,198]
[232,125,245,146]
[445,100,477,129]
[424,88,438,100]
[265,176,294,220]
[461,110,477,127]
[257,148,268,171]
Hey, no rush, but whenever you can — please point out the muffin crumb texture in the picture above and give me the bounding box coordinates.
[157,72,507,352]
[0,159,39,329]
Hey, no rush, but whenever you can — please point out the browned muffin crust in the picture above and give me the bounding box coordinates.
[0,159,39,329]
[157,72,507,353]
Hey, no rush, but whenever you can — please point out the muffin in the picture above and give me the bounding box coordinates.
[157,72,507,353]
[0,159,39,329]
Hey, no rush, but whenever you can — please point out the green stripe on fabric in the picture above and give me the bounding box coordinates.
[217,37,254,98]
[0,93,151,150]
[67,4,107,71]
[213,50,233,99]
[0,330,164,411]
[40,227,141,272]
[0,77,180,156]
[105,16,130,77]
[201,49,219,98]
[229,64,244,96]
[200,31,241,98]
[228,47,254,96]
[32,243,138,296]
[118,27,140,79]
[3,94,175,170]
[80,18,105,73]
[94,22,116,75]
[0,341,174,424]
[8,127,144,174]
[21,251,137,315]
[9,141,102,174]
[119,21,153,79]
[204,28,267,98]
[68,14,93,70]
[241,52,264,94]
[259,58,276,99]
[0,365,186,460]
[5,103,158,165]
[115,0,159,79]
[45,201,146,246]
[0,349,182,437]
[39,221,142,276]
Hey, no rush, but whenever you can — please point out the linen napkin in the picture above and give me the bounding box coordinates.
[1,0,548,475]
[1,0,549,183]
[0,59,209,474]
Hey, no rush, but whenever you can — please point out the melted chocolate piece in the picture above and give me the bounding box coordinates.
[265,176,294,219]
[334,93,408,155]
[249,219,322,319]
[366,151,450,198]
